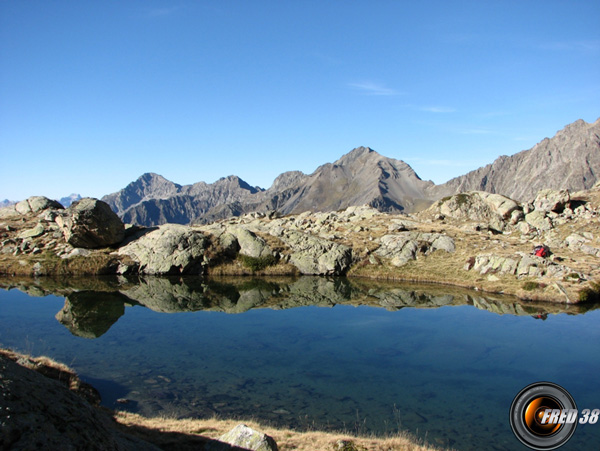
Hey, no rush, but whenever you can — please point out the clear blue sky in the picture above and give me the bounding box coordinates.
[1,1,599,201]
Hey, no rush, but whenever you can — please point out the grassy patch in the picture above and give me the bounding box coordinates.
[522,281,541,291]
[238,254,278,272]
[209,258,298,277]
[578,281,600,302]
[563,273,581,282]
[0,249,123,276]
[455,193,471,207]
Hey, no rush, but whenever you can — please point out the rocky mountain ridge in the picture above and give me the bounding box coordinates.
[101,146,437,226]
[427,118,600,201]
[102,174,263,226]
[101,118,600,227]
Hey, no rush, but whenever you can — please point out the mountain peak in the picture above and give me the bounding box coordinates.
[554,117,600,140]
[139,172,162,179]
[269,171,308,192]
[133,172,180,189]
[214,175,262,193]
[335,147,380,165]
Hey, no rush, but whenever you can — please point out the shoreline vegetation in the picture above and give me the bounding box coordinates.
[0,348,449,450]
[1,184,599,304]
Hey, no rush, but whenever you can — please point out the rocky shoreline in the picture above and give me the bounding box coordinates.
[1,184,599,303]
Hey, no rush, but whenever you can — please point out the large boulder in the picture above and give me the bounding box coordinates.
[228,226,272,258]
[56,198,125,248]
[434,191,520,231]
[376,235,418,266]
[375,232,456,267]
[476,192,521,219]
[533,189,570,212]
[472,254,519,275]
[117,224,207,275]
[565,233,600,257]
[17,223,46,239]
[15,196,64,215]
[281,231,353,275]
[524,210,553,231]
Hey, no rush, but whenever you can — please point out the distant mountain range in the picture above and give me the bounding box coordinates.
[0,199,16,208]
[1,195,81,209]
[58,194,82,207]
[102,118,600,226]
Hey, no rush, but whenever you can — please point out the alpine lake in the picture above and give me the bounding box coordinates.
[1,275,599,451]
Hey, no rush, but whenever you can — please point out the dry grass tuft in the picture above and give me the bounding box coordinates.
[208,258,299,276]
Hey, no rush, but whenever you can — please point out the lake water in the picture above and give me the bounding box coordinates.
[1,276,599,450]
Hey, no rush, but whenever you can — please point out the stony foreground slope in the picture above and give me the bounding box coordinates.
[1,182,599,303]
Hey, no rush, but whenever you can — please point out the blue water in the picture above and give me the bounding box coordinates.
[1,281,599,450]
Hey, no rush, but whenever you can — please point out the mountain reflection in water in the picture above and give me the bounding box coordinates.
[1,276,599,451]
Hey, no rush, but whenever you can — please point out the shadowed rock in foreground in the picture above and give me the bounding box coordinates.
[0,349,159,450]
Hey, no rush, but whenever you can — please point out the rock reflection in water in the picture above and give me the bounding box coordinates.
[1,275,597,338]
[56,291,127,339]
